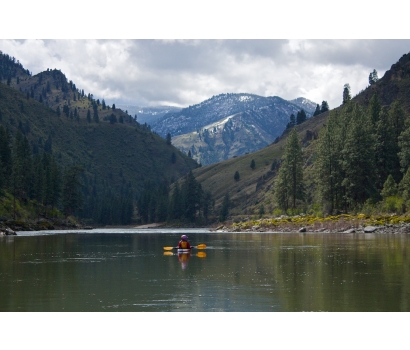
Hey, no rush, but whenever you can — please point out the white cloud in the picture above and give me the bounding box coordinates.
[0,39,409,110]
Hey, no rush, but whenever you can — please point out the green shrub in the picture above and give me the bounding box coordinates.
[382,196,404,213]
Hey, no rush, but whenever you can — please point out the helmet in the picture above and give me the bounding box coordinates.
[181,234,188,241]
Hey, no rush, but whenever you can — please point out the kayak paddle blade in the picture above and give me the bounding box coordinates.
[196,244,206,249]
[163,247,175,251]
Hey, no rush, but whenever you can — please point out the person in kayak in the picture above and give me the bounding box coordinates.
[178,234,191,249]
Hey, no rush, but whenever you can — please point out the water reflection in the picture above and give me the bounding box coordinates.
[1,230,409,311]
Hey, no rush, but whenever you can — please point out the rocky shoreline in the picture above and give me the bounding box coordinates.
[0,218,93,235]
[214,223,410,234]
[213,214,410,235]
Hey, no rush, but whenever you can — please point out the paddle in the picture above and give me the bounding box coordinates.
[163,244,206,251]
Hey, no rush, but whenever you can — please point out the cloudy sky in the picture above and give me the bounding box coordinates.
[1,3,409,110]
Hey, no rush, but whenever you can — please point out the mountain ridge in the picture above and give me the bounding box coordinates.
[153,93,317,165]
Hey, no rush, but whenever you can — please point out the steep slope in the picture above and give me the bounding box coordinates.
[0,51,133,124]
[0,55,198,224]
[152,93,316,138]
[194,52,410,218]
[157,93,316,165]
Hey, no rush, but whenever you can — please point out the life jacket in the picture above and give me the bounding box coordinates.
[179,240,189,249]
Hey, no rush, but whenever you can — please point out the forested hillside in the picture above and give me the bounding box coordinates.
[0,52,198,227]
[192,52,410,220]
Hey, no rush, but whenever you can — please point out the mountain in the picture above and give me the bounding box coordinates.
[153,93,316,165]
[152,93,316,138]
[116,105,182,125]
[0,51,198,225]
[191,52,410,218]
[290,97,318,112]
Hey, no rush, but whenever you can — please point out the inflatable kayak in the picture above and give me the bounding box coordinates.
[177,248,191,254]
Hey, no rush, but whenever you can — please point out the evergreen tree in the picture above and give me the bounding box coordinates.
[343,84,351,104]
[399,167,410,202]
[274,128,304,210]
[315,110,345,213]
[250,159,255,170]
[109,114,117,124]
[32,154,45,205]
[0,126,12,189]
[11,130,33,203]
[368,93,381,126]
[341,103,376,207]
[369,69,379,85]
[166,133,172,145]
[296,109,307,125]
[87,109,91,123]
[381,174,398,199]
[398,124,410,173]
[320,101,329,113]
[181,171,203,222]
[234,171,240,181]
[201,191,213,223]
[286,114,296,129]
[374,107,397,190]
[93,108,99,123]
[169,182,183,220]
[62,165,84,217]
[219,193,230,222]
[313,104,321,116]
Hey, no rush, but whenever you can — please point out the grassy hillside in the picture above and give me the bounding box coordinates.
[194,52,410,219]
[193,111,329,216]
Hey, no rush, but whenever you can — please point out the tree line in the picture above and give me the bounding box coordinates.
[273,92,410,215]
[137,171,214,224]
[0,126,84,219]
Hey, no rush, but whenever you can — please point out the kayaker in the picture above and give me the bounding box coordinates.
[178,234,191,249]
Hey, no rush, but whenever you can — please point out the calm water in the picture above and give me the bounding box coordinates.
[1,229,409,312]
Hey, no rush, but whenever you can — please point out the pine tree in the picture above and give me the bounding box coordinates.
[11,131,33,203]
[315,110,345,213]
[219,193,230,222]
[381,174,398,199]
[369,69,379,85]
[0,126,12,189]
[343,84,351,104]
[399,167,410,202]
[234,171,240,181]
[171,152,176,164]
[62,165,84,217]
[320,101,329,113]
[181,171,203,222]
[166,133,172,145]
[313,104,321,116]
[250,159,255,170]
[374,107,397,190]
[296,109,307,125]
[341,103,376,207]
[368,93,381,126]
[286,114,296,129]
[87,109,91,123]
[274,128,304,210]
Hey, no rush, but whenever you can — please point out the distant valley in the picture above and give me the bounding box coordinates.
[116,105,182,125]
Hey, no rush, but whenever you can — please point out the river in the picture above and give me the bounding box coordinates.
[1,228,409,312]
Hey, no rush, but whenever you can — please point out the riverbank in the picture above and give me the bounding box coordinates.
[215,213,410,234]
